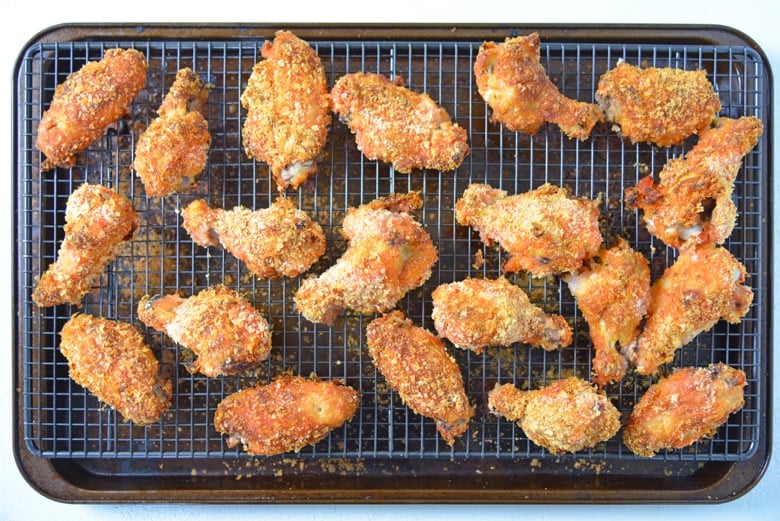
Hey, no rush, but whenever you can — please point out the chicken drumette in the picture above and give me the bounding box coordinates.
[431,277,572,353]
[455,183,602,277]
[623,363,746,457]
[331,72,470,172]
[563,238,651,386]
[488,377,620,454]
[59,313,172,425]
[622,244,753,376]
[473,33,603,140]
[134,67,211,197]
[181,197,326,280]
[366,311,474,445]
[294,192,438,326]
[214,375,360,456]
[37,48,147,171]
[595,60,721,147]
[241,30,331,191]
[138,285,272,377]
[625,116,764,249]
[33,183,139,307]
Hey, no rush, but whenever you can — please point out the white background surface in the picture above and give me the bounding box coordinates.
[2,1,776,519]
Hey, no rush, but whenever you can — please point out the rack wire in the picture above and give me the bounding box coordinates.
[17,35,766,463]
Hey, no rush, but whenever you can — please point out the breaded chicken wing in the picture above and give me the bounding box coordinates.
[595,60,721,147]
[331,72,470,172]
[625,116,763,249]
[431,277,572,353]
[623,363,746,457]
[214,375,360,456]
[134,67,211,196]
[137,285,271,377]
[563,238,651,386]
[488,377,620,454]
[366,311,474,445]
[241,30,331,191]
[455,183,602,277]
[181,197,325,279]
[622,244,753,375]
[33,183,139,307]
[473,33,603,140]
[37,48,147,171]
[59,313,171,425]
[294,192,437,325]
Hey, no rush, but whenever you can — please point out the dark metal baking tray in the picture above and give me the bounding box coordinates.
[13,23,772,503]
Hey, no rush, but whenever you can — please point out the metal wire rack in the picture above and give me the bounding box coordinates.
[17,34,766,465]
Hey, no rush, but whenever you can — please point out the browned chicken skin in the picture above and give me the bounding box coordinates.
[331,72,470,172]
[294,192,438,326]
[431,277,572,353]
[622,244,753,375]
[181,197,326,279]
[473,33,603,140]
[33,183,139,307]
[241,30,331,191]
[134,67,211,196]
[563,238,651,386]
[59,313,172,425]
[366,311,474,445]
[37,48,147,171]
[625,116,764,249]
[623,363,746,457]
[595,60,721,147]
[455,183,602,277]
[488,377,620,454]
[214,375,360,456]
[137,285,272,377]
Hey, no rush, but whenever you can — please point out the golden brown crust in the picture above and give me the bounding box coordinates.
[37,48,147,171]
[596,61,721,147]
[33,183,138,307]
[455,183,602,277]
[181,197,326,279]
[431,277,572,353]
[366,311,474,445]
[488,377,620,454]
[474,33,603,140]
[241,30,331,191]
[331,72,470,172]
[59,313,171,425]
[134,68,211,196]
[137,285,272,377]
[623,363,746,457]
[214,375,360,455]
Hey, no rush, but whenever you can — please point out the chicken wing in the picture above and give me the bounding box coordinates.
[455,183,602,277]
[137,285,271,377]
[241,30,331,191]
[214,375,360,456]
[181,197,326,279]
[134,67,211,197]
[294,192,438,325]
[625,116,763,249]
[331,72,470,172]
[595,60,721,147]
[37,48,147,171]
[622,244,753,375]
[33,183,139,307]
[623,363,746,457]
[431,277,572,353]
[366,310,474,445]
[562,238,651,386]
[488,377,620,454]
[473,33,603,140]
[59,313,172,425]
